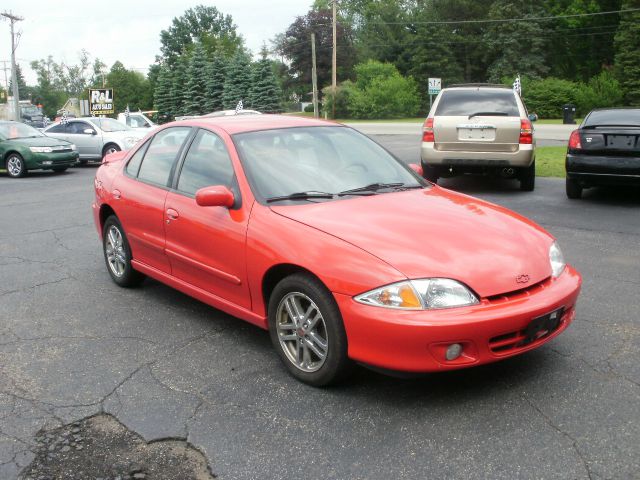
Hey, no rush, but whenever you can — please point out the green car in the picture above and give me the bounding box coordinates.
[0,121,79,178]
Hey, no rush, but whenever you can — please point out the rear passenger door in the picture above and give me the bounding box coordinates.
[112,126,193,274]
[164,128,252,309]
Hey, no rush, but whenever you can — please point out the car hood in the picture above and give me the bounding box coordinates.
[270,187,554,298]
[5,136,71,147]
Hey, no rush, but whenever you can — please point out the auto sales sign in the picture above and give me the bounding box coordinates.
[89,89,114,115]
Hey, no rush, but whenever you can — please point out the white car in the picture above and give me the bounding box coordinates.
[43,117,146,164]
[117,112,157,131]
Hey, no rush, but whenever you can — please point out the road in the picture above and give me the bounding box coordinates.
[1,138,639,479]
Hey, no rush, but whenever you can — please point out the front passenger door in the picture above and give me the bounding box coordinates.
[66,121,102,160]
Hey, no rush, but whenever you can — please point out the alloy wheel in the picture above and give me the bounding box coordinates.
[7,156,24,177]
[105,225,126,277]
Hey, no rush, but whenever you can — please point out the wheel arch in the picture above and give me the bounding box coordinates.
[102,142,121,157]
[99,204,117,231]
[3,150,23,165]
[262,263,327,312]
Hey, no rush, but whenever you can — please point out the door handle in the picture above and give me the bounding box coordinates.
[166,208,179,223]
[112,189,121,199]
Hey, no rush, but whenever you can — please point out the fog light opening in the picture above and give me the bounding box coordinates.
[445,343,463,361]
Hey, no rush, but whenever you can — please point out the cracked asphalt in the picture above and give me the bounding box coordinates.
[1,134,639,480]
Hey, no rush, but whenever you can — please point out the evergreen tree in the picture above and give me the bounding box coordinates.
[154,66,174,122]
[171,53,190,116]
[204,53,227,112]
[184,42,209,115]
[248,48,282,113]
[614,1,640,106]
[9,64,29,100]
[483,1,549,82]
[222,51,253,109]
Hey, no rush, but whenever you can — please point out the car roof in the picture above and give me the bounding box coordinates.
[168,114,342,135]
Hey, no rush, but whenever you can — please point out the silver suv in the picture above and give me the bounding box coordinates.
[420,84,535,191]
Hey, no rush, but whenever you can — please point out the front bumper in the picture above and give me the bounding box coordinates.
[566,153,640,187]
[26,151,79,169]
[335,265,581,372]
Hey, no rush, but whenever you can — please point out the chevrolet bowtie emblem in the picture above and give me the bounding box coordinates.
[516,274,530,284]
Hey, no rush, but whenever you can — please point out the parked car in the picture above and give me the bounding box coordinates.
[565,108,640,199]
[421,84,536,191]
[0,121,79,178]
[44,117,146,164]
[117,111,157,130]
[92,115,581,386]
[175,110,262,121]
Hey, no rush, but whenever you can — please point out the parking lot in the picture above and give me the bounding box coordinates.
[1,134,639,479]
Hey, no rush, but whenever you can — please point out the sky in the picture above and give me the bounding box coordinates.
[0,0,314,87]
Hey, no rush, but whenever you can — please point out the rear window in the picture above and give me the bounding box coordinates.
[583,109,640,128]
[435,89,520,117]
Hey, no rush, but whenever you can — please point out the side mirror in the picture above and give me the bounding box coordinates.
[409,163,423,177]
[195,185,235,208]
[84,128,96,135]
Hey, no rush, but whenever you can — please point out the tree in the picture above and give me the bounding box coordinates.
[159,5,243,65]
[274,9,356,91]
[105,61,153,113]
[154,66,174,122]
[483,1,549,82]
[171,53,191,116]
[614,0,640,105]
[222,51,253,109]
[184,43,209,115]
[204,53,227,112]
[9,64,29,100]
[249,47,283,113]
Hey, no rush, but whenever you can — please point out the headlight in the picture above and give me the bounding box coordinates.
[124,137,138,147]
[549,241,566,278]
[355,278,479,310]
[30,146,53,153]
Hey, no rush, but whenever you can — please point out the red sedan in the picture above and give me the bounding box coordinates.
[92,115,581,386]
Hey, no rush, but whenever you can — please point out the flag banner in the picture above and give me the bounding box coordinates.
[235,99,243,115]
[124,104,130,118]
[61,111,69,125]
[513,75,522,96]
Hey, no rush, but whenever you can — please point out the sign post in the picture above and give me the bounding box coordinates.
[88,88,114,116]
[428,77,441,111]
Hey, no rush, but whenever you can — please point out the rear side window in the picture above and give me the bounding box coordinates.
[125,140,149,177]
[138,127,191,187]
[177,130,235,195]
[583,109,640,127]
[436,90,520,117]
[46,124,67,133]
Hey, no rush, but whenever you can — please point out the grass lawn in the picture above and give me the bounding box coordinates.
[536,146,566,178]
[535,118,583,125]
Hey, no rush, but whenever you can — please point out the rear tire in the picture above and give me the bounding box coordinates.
[268,273,353,386]
[421,163,439,184]
[566,177,583,199]
[102,143,121,160]
[519,160,535,191]
[102,215,145,288]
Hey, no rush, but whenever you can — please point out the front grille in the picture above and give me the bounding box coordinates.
[52,147,73,153]
[486,276,552,304]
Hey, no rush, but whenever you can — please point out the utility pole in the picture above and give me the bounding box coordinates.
[1,11,23,121]
[311,33,319,118]
[331,0,337,119]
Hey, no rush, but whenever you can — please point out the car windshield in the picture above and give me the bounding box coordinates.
[233,126,425,202]
[583,109,640,127]
[436,89,520,117]
[89,118,130,132]
[0,122,44,139]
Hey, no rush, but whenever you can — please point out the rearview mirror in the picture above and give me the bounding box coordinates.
[195,185,235,208]
[409,163,423,177]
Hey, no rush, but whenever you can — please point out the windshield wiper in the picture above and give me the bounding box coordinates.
[338,182,419,195]
[266,191,335,203]
[468,111,508,119]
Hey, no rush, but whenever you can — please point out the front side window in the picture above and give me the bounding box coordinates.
[177,130,236,195]
[45,124,67,134]
[137,127,191,187]
[68,122,93,134]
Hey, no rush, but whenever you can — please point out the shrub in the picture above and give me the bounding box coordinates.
[521,77,580,118]
[322,80,357,119]
[348,74,420,119]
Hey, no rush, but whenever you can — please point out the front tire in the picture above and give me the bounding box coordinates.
[519,160,535,191]
[566,177,583,199]
[102,215,145,287]
[268,273,352,386]
[6,153,26,178]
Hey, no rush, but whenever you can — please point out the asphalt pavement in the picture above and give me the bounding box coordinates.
[1,136,639,479]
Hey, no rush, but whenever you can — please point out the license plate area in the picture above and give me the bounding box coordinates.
[457,124,496,141]
[520,308,564,346]
[606,135,636,150]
